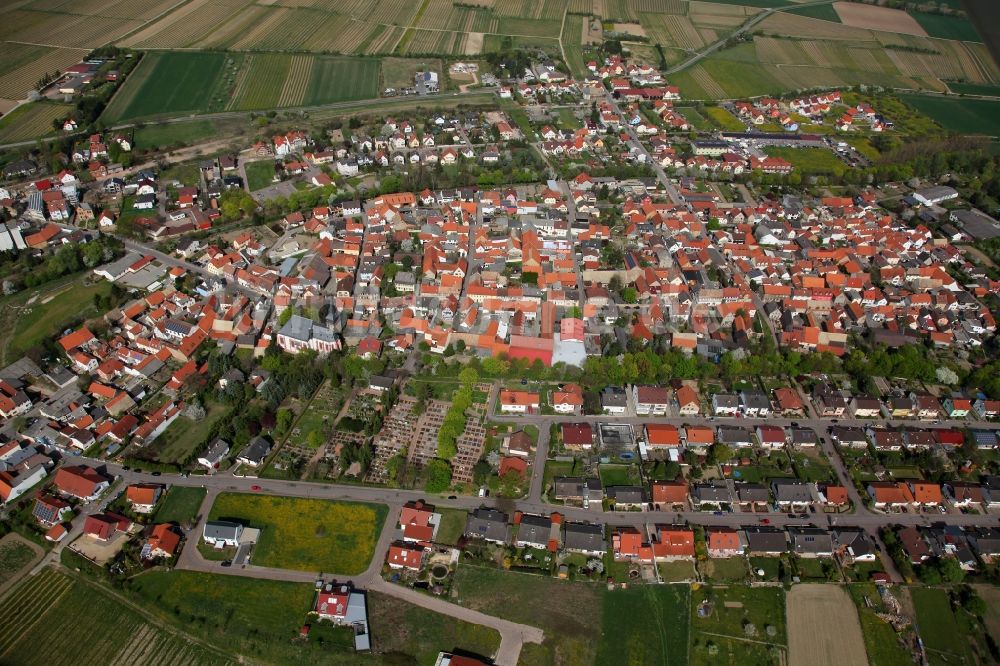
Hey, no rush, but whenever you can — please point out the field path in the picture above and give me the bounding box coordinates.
[787,584,868,666]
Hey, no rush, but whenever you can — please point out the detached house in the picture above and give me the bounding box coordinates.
[498,389,540,414]
[633,385,670,416]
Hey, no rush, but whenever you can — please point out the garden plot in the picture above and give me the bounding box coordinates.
[787,585,868,666]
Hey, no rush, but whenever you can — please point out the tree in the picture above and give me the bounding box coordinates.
[278,307,293,326]
[622,287,638,303]
[425,459,452,493]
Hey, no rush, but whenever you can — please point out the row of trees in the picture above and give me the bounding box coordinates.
[437,368,479,459]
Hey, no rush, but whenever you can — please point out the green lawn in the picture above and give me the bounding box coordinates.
[245,160,278,191]
[598,464,637,487]
[846,584,912,666]
[160,162,201,187]
[657,560,696,582]
[897,94,1000,136]
[147,401,231,465]
[153,486,207,525]
[208,493,387,574]
[1,279,111,363]
[748,556,784,581]
[104,52,229,122]
[909,11,981,42]
[2,570,233,666]
[702,556,748,583]
[286,380,343,449]
[763,146,846,176]
[677,106,712,130]
[543,459,583,499]
[435,507,468,546]
[946,82,1000,96]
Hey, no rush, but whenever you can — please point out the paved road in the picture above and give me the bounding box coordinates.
[603,94,683,206]
[528,425,550,502]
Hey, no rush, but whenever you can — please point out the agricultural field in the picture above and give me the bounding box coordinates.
[597,585,690,664]
[787,585,868,666]
[153,486,207,525]
[0,102,70,144]
[0,570,233,666]
[897,94,1000,137]
[702,105,743,130]
[0,44,87,100]
[909,11,981,42]
[689,585,786,666]
[207,493,387,574]
[102,51,231,122]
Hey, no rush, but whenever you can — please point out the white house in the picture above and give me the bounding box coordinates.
[203,520,243,547]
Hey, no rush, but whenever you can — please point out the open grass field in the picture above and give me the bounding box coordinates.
[898,94,1000,136]
[148,401,231,465]
[0,570,234,666]
[787,585,867,666]
[764,146,846,177]
[245,160,278,191]
[910,587,991,666]
[703,105,744,130]
[153,486,207,525]
[104,51,229,122]
[367,589,501,663]
[846,584,912,666]
[0,102,70,144]
[0,537,39,588]
[597,585,690,664]
[208,493,387,574]
[133,119,219,150]
[452,564,691,665]
[128,570,501,664]
[689,584,786,666]
[434,507,469,546]
[947,82,1000,96]
[785,3,840,24]
[909,11,981,42]
[4,279,111,363]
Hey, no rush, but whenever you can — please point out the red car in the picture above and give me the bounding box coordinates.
[250,485,262,491]
[759,518,771,525]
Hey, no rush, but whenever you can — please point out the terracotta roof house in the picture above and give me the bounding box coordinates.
[499,456,528,477]
[676,386,700,415]
[552,384,584,413]
[613,527,644,560]
[83,512,131,541]
[654,527,695,558]
[684,425,714,448]
[773,387,804,415]
[145,523,181,558]
[498,389,540,414]
[645,424,681,448]
[910,482,943,506]
[707,527,742,557]
[387,542,424,570]
[53,465,111,501]
[125,483,163,513]
[821,485,849,506]
[561,423,594,450]
[867,482,915,508]
[651,480,687,506]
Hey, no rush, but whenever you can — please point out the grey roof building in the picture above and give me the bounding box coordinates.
[736,483,770,503]
[743,526,788,555]
[563,522,605,554]
[203,520,243,546]
[832,529,876,561]
[771,479,815,505]
[516,513,552,548]
[553,477,602,502]
[716,426,752,446]
[692,480,732,506]
[605,486,647,505]
[237,437,271,467]
[465,508,509,543]
[789,527,833,556]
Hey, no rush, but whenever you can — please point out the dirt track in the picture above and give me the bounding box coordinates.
[787,584,868,666]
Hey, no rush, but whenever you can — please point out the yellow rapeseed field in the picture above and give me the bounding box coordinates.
[209,493,387,574]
